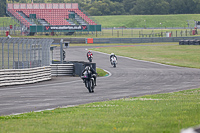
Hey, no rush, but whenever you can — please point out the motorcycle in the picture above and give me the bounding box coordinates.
[81,70,95,93]
[111,56,117,67]
[88,54,93,62]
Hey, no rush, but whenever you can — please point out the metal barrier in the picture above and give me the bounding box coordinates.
[0,37,53,69]
[0,66,51,87]
[179,39,200,45]
[51,64,74,76]
[93,37,200,44]
[50,62,96,77]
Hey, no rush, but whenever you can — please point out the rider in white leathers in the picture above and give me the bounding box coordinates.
[110,53,117,65]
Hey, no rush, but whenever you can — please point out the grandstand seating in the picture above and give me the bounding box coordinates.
[7,3,97,28]
[73,9,96,25]
[8,9,31,28]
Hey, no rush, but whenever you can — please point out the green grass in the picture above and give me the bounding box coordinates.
[1,88,200,133]
[91,44,200,69]
[93,14,200,28]
[0,17,19,27]
[96,67,108,77]
[0,14,199,28]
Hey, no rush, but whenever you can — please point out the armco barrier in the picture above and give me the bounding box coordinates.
[0,66,51,87]
[51,64,74,76]
[51,62,96,76]
[179,39,200,45]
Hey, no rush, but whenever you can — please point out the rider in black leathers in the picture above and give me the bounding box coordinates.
[81,66,97,86]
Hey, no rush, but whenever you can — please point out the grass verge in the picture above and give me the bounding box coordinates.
[96,68,108,77]
[91,44,200,69]
[0,89,200,133]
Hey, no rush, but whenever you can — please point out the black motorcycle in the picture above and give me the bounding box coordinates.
[81,70,95,93]
[88,54,93,62]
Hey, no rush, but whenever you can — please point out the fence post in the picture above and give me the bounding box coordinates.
[60,39,63,64]
[13,40,15,69]
[2,41,4,69]
[131,29,133,37]
[7,41,9,69]
[139,31,140,38]
[112,27,113,36]
[117,31,119,37]
[122,27,123,36]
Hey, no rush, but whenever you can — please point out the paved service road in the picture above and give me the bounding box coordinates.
[1,45,200,116]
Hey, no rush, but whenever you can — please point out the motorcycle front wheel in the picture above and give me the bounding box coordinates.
[89,58,92,62]
[86,80,94,93]
[113,63,116,67]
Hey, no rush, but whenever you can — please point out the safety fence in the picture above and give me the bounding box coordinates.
[92,37,200,44]
[0,38,53,69]
[0,26,197,38]
[0,66,51,87]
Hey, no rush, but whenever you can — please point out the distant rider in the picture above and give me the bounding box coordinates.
[110,53,117,64]
[87,51,93,59]
[81,66,97,86]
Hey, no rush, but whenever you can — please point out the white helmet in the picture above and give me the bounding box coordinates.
[111,53,114,55]
[85,66,90,70]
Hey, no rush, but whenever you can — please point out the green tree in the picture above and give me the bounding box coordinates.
[169,0,187,14]
[132,0,169,15]
[193,0,200,13]
[0,0,6,17]
[88,6,102,15]
[123,0,136,14]
[110,0,123,2]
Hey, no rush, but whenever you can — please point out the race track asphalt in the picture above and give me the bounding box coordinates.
[1,45,200,116]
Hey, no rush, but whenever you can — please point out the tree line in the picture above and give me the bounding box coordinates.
[1,0,200,17]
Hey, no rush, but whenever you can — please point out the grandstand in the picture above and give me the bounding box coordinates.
[6,3,101,35]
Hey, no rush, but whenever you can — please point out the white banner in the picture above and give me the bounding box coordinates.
[20,4,26,9]
[46,3,52,9]
[14,4,20,9]
[27,4,33,9]
[39,3,45,9]
[7,4,13,9]
[53,3,59,9]
[66,3,71,9]
[34,3,39,9]
[9,3,79,9]
[59,3,65,9]
[72,3,78,9]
